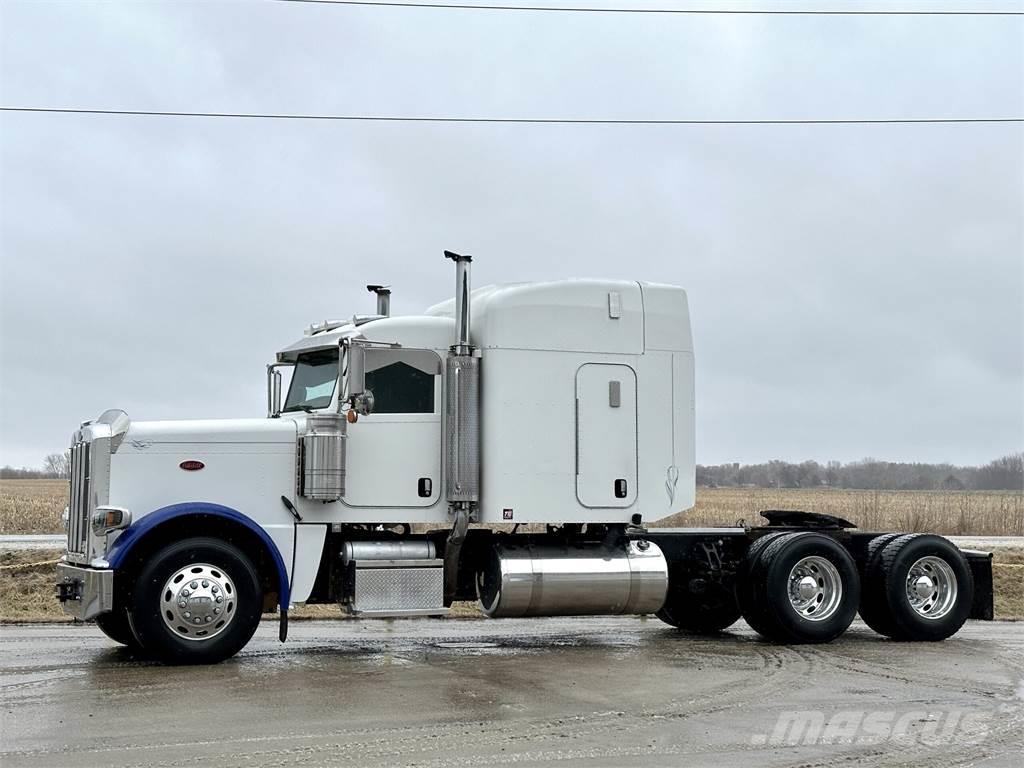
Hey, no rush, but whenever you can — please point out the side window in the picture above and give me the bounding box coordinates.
[365,362,435,414]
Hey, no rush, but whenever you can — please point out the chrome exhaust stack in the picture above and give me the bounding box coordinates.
[443,250,480,505]
[366,284,391,317]
[448,252,472,353]
[442,250,481,602]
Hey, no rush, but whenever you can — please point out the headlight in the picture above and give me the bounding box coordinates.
[91,506,132,536]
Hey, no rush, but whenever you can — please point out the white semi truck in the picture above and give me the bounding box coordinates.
[56,253,994,664]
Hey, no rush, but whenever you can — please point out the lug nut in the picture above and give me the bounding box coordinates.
[190,581,198,589]
[184,611,191,618]
[205,616,212,623]
[202,580,209,588]
[194,617,202,624]
[211,586,218,593]
[182,589,190,597]
[215,596,223,603]
[178,600,187,608]
[214,607,220,615]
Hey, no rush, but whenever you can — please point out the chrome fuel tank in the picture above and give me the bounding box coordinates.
[476,540,668,618]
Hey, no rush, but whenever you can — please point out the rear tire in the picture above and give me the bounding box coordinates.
[128,537,263,665]
[857,533,903,637]
[736,532,788,636]
[872,534,973,641]
[740,532,860,644]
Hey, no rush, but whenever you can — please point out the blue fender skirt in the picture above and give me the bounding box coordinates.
[106,502,291,608]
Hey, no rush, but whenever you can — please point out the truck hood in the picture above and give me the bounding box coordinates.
[118,417,297,448]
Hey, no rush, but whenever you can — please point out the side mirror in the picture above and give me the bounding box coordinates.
[266,364,284,418]
[341,341,375,417]
[346,342,366,397]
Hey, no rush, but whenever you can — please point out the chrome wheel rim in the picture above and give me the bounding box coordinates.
[160,563,236,641]
[787,556,843,622]
[905,556,957,620]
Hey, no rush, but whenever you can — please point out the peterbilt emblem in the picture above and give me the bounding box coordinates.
[179,460,205,471]
[665,465,679,505]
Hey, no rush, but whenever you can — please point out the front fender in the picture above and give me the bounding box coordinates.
[106,502,291,607]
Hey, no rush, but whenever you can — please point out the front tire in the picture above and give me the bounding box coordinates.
[128,537,263,664]
[95,607,141,649]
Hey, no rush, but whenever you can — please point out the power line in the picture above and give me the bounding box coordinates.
[268,0,1024,15]
[2,107,1021,124]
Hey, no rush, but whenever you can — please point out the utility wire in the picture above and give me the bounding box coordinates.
[268,0,1024,15]
[2,107,1021,124]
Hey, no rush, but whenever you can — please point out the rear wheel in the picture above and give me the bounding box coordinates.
[740,532,860,644]
[736,532,788,636]
[869,534,973,641]
[128,537,263,664]
[857,533,903,637]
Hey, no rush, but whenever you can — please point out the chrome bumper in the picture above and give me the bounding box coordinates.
[56,563,113,620]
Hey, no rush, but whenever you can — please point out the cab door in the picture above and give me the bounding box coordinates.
[343,348,442,508]
[575,363,638,508]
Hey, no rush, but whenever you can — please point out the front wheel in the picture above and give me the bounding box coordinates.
[128,537,263,664]
[95,607,141,649]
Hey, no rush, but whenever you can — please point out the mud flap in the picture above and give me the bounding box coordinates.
[279,608,289,642]
[961,550,994,620]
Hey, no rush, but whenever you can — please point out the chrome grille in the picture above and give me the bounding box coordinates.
[67,440,91,556]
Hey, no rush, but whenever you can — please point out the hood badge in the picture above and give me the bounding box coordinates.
[179,460,205,471]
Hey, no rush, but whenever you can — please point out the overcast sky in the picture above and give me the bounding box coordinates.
[1,0,1022,469]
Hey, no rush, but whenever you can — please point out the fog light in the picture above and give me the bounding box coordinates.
[91,506,132,536]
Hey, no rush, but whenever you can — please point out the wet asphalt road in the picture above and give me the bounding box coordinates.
[1,618,1022,768]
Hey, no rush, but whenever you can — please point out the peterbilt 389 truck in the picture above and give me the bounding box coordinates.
[57,252,994,664]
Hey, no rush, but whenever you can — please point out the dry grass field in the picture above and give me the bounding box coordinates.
[0,479,66,535]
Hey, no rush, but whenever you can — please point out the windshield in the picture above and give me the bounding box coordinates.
[283,349,339,412]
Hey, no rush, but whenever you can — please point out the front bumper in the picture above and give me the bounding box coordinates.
[56,563,113,620]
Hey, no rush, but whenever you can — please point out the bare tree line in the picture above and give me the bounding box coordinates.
[698,453,1024,492]
[0,452,71,480]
